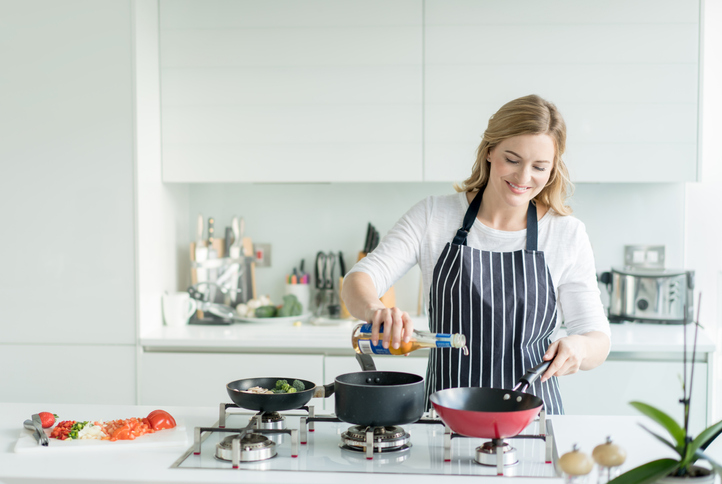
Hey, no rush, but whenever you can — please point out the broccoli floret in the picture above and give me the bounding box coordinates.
[286,387,297,393]
[275,379,288,390]
[292,380,305,392]
[271,388,284,394]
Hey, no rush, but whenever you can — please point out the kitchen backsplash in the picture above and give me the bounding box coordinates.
[184,182,686,314]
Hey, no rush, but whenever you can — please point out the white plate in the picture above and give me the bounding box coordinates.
[235,313,312,324]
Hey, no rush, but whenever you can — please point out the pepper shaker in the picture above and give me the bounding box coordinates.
[593,436,626,483]
[559,444,594,483]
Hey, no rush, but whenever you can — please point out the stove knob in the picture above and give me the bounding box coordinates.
[636,299,649,311]
[374,377,381,383]
[366,378,373,384]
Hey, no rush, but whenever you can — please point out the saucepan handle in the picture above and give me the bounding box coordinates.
[313,383,336,399]
[355,353,377,371]
[514,360,552,392]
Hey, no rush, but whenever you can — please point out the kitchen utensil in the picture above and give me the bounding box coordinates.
[333,370,424,426]
[23,419,47,446]
[207,217,221,302]
[338,251,346,277]
[600,267,694,324]
[241,231,256,301]
[227,378,331,413]
[229,217,242,259]
[369,228,379,252]
[429,360,552,439]
[224,227,233,257]
[30,415,48,446]
[193,214,208,305]
[363,223,373,253]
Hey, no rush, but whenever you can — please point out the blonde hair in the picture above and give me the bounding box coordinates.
[455,94,573,216]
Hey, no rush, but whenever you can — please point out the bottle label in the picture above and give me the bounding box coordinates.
[357,339,391,355]
[358,323,453,340]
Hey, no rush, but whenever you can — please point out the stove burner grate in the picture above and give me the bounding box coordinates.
[340,425,411,456]
[475,440,518,467]
[215,433,277,462]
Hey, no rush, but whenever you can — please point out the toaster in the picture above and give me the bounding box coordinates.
[600,267,695,324]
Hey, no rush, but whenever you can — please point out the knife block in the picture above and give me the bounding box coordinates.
[357,251,396,308]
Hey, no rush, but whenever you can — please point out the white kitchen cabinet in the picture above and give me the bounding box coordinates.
[159,0,423,182]
[560,359,708,435]
[0,344,136,405]
[423,0,700,183]
[139,352,325,409]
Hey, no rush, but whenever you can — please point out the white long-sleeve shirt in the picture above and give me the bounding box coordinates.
[348,192,610,338]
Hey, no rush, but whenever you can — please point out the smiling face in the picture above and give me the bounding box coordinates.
[486,134,556,209]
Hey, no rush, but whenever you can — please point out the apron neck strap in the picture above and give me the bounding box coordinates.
[452,186,539,250]
[526,201,538,251]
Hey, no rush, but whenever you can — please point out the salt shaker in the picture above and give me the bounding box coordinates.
[559,444,594,483]
[593,436,627,483]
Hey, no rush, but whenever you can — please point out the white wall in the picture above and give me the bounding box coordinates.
[0,0,137,403]
[185,182,686,313]
[686,0,722,421]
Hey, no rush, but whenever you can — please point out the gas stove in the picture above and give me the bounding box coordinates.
[172,403,559,478]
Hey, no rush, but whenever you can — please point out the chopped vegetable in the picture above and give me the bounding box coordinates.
[255,305,278,318]
[292,380,305,392]
[146,410,176,431]
[38,412,58,428]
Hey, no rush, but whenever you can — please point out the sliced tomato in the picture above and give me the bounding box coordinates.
[146,410,176,430]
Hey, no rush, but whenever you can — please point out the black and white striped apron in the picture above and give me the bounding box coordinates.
[425,188,564,415]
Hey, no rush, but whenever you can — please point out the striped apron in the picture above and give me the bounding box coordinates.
[425,188,564,415]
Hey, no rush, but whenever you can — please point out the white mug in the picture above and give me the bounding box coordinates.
[162,292,197,327]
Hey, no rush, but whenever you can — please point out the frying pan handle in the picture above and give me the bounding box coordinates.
[355,353,377,371]
[313,383,336,399]
[515,360,552,392]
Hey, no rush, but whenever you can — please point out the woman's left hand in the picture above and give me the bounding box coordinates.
[540,331,611,382]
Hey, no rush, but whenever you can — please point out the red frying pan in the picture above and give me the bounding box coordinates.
[429,361,552,439]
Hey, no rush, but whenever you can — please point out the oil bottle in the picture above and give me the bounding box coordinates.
[351,323,468,356]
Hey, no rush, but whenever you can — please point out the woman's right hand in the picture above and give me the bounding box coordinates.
[364,306,414,350]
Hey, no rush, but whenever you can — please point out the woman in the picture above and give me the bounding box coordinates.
[341,94,610,414]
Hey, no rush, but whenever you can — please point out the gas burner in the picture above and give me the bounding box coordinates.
[475,440,518,467]
[340,425,411,455]
[215,433,277,462]
[253,412,286,430]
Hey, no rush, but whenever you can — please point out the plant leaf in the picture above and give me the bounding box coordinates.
[699,420,722,451]
[608,458,680,484]
[630,401,686,448]
[679,420,722,469]
[639,423,683,456]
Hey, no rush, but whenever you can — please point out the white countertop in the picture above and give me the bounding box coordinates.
[140,317,715,356]
[1,402,719,484]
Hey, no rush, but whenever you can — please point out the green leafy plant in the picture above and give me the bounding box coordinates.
[611,297,722,483]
